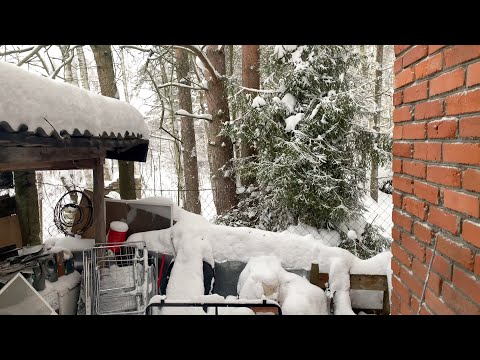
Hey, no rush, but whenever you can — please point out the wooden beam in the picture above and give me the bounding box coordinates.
[93,157,106,244]
[0,146,104,164]
[0,159,98,172]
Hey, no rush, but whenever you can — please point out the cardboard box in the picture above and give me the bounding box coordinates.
[0,215,23,249]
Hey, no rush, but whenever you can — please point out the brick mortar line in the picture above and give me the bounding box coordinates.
[397,82,480,103]
[392,203,480,253]
[397,55,480,86]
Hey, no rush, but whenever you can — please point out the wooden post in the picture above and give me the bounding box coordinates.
[93,157,106,244]
[310,263,321,288]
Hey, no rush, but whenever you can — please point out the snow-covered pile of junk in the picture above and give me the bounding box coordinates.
[1,195,392,316]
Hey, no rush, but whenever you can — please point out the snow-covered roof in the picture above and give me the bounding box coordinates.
[0,61,149,140]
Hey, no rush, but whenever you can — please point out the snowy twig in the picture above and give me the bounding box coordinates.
[160,126,182,144]
[119,45,152,53]
[156,82,207,91]
[175,110,212,121]
[0,46,35,57]
[235,85,280,94]
[18,45,45,66]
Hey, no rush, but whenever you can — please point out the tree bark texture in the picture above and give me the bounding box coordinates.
[175,48,202,214]
[241,45,260,186]
[91,45,136,200]
[370,45,384,202]
[14,171,41,246]
[76,46,91,90]
[204,45,237,215]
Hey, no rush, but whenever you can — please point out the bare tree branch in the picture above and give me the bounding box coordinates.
[175,109,212,121]
[18,45,45,66]
[0,46,35,57]
[119,45,152,52]
[181,45,221,82]
[50,51,75,79]
[156,81,206,91]
[236,85,280,94]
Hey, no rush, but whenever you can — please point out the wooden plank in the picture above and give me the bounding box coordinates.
[93,158,106,244]
[249,306,281,315]
[309,265,390,314]
[0,215,23,249]
[350,274,388,291]
[0,132,149,162]
[311,272,388,291]
[382,289,390,315]
[0,147,103,164]
[0,159,97,172]
[309,263,321,288]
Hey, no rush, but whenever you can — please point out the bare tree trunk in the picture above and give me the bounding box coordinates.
[91,45,136,200]
[70,54,80,87]
[76,46,90,91]
[175,48,202,214]
[14,171,41,246]
[59,46,75,85]
[204,45,237,215]
[370,45,384,202]
[241,45,260,186]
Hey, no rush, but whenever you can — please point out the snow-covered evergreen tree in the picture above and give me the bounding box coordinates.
[218,45,392,237]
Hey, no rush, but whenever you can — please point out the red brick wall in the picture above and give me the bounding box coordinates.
[391,45,480,315]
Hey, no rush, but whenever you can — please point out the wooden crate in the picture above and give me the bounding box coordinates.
[310,263,390,315]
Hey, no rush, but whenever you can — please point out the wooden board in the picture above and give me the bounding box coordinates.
[310,263,390,315]
[72,190,172,240]
[0,215,23,249]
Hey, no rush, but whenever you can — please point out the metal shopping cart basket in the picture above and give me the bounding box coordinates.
[83,241,158,315]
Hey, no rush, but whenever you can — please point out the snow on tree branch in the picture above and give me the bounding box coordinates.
[156,82,207,91]
[17,45,45,66]
[182,45,221,82]
[0,46,35,57]
[175,109,213,121]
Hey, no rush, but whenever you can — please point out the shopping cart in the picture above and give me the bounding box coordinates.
[83,242,158,315]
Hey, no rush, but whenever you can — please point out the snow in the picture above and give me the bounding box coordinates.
[237,256,328,315]
[195,56,206,72]
[127,197,392,315]
[285,113,304,132]
[0,61,149,139]
[281,93,296,113]
[308,103,321,121]
[109,221,128,232]
[283,223,341,247]
[251,96,266,108]
[176,109,212,121]
[347,230,358,240]
[43,236,95,252]
[39,271,81,311]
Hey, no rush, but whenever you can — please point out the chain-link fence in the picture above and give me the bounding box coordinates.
[32,172,393,253]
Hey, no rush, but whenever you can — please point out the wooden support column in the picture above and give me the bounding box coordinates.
[93,157,106,244]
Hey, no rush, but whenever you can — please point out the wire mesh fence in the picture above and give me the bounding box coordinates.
[32,173,393,253]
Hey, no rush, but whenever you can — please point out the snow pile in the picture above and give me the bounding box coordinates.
[281,93,296,113]
[283,222,341,247]
[273,45,297,59]
[127,197,392,315]
[39,271,81,310]
[44,236,95,252]
[237,256,328,315]
[0,61,149,139]
[285,113,304,132]
[251,95,266,108]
